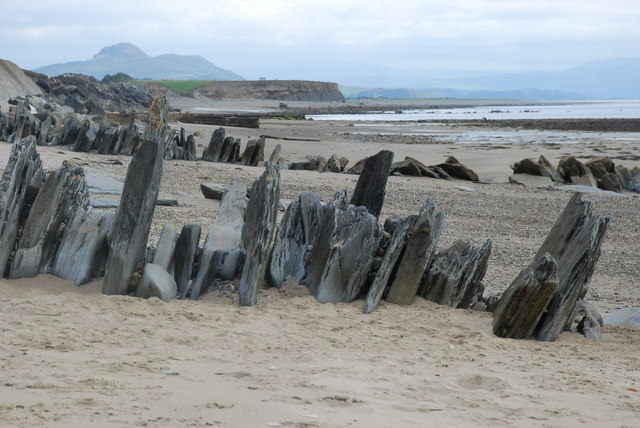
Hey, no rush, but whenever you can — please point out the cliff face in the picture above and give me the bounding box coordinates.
[191,80,345,102]
[0,59,43,111]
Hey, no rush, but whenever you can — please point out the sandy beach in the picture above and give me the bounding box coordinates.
[1,101,639,427]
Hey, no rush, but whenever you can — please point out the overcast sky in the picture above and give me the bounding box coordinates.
[2,0,639,80]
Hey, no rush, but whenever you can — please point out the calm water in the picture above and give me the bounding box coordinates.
[307,101,640,121]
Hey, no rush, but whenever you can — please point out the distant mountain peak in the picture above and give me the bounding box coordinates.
[93,43,150,60]
[35,43,243,81]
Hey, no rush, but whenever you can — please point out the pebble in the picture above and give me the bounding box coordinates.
[162,370,180,376]
[268,365,278,371]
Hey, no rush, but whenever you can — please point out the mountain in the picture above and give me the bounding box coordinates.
[34,43,243,81]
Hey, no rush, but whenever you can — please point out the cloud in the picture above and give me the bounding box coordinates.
[1,0,639,75]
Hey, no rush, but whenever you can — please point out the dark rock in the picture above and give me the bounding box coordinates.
[173,222,201,298]
[346,157,367,175]
[51,208,114,285]
[58,116,81,146]
[492,253,559,339]
[350,150,393,218]
[615,165,634,192]
[218,136,235,162]
[9,161,89,278]
[0,139,45,275]
[202,127,225,161]
[385,200,444,305]
[419,239,492,309]
[534,193,611,341]
[72,120,92,152]
[363,216,412,313]
[37,113,53,146]
[190,181,248,299]
[184,134,197,161]
[200,182,228,200]
[267,191,325,288]
[306,204,382,304]
[240,136,266,167]
[239,164,281,306]
[102,96,169,295]
[152,224,178,271]
[268,144,282,164]
[433,156,479,181]
[64,95,86,114]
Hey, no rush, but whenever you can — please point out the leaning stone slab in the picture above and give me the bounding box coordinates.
[152,224,178,271]
[350,150,394,218]
[603,307,640,330]
[200,182,228,200]
[307,204,382,304]
[239,164,281,306]
[173,222,201,299]
[509,174,554,188]
[102,96,169,296]
[419,239,492,309]
[190,181,248,299]
[534,193,610,342]
[134,263,177,302]
[385,200,445,305]
[492,253,558,339]
[363,216,412,314]
[202,127,225,161]
[0,139,45,274]
[50,208,115,285]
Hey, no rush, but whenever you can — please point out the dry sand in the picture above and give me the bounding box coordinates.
[1,105,639,427]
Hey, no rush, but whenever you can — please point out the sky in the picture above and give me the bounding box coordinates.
[2,0,639,82]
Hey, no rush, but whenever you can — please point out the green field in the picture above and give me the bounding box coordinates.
[134,80,212,94]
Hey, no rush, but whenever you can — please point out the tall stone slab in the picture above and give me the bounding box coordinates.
[190,182,248,299]
[0,139,45,275]
[102,96,169,295]
[534,193,610,341]
[350,150,394,218]
[385,200,445,305]
[202,127,225,161]
[173,222,201,298]
[239,164,281,306]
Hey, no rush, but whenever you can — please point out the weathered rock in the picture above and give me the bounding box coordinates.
[492,253,559,339]
[72,119,91,152]
[574,300,603,340]
[363,216,412,314]
[229,138,241,163]
[240,137,266,167]
[509,173,554,188]
[50,208,114,285]
[538,155,564,182]
[419,239,492,309]
[614,165,635,192]
[433,156,479,181]
[58,116,81,146]
[385,200,444,305]
[534,193,611,341]
[173,222,201,299]
[200,182,228,200]
[604,307,640,330]
[9,161,89,278]
[190,181,248,299]
[239,164,281,306]
[117,122,140,155]
[267,191,325,288]
[350,150,394,218]
[36,113,52,145]
[218,136,235,162]
[558,156,593,184]
[152,224,178,271]
[306,204,382,304]
[391,157,440,178]
[134,263,177,302]
[0,139,45,275]
[326,154,348,173]
[511,156,562,182]
[202,127,225,161]
[346,157,368,175]
[102,96,169,296]
[556,184,626,197]
[184,135,197,161]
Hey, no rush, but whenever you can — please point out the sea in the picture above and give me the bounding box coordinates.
[306,101,640,121]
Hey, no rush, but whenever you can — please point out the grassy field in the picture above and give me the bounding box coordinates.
[134,80,212,94]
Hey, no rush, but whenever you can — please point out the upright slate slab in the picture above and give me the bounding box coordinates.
[9,161,90,278]
[385,200,445,306]
[267,191,325,288]
[190,181,248,299]
[306,204,383,304]
[419,239,492,309]
[492,253,558,339]
[202,127,225,161]
[239,164,281,306]
[51,208,115,285]
[152,224,178,271]
[102,96,169,296]
[350,150,394,218]
[363,216,413,314]
[173,222,201,298]
[533,193,610,341]
[0,139,45,275]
